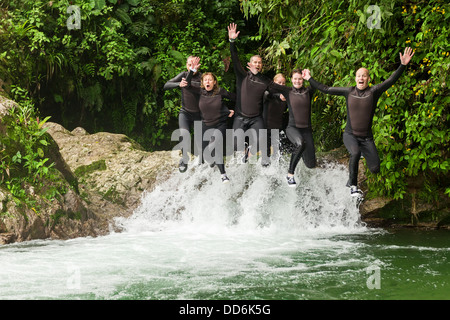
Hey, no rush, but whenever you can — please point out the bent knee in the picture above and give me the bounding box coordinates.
[304,162,316,169]
[369,164,380,174]
[293,138,305,149]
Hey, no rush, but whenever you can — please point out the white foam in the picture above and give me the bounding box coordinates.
[117,154,366,235]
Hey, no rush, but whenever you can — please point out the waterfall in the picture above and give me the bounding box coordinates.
[116,154,365,235]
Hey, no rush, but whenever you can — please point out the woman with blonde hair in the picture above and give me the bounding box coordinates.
[163,56,202,172]
[263,73,288,160]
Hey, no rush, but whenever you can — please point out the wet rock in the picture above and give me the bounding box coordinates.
[43,122,174,233]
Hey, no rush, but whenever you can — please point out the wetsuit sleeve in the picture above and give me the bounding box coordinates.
[308,78,350,96]
[372,64,406,94]
[163,72,185,90]
[183,70,201,94]
[266,81,291,96]
[229,41,247,79]
[185,69,194,84]
[268,92,284,100]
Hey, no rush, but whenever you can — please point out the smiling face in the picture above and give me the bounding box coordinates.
[201,73,217,92]
[249,55,263,73]
[355,68,370,90]
[291,72,304,89]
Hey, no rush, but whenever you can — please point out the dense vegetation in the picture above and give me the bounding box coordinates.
[0,0,448,208]
[0,0,254,148]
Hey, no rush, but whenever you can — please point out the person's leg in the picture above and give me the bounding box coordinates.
[269,128,282,161]
[266,128,272,158]
[343,132,361,187]
[249,116,269,165]
[178,112,192,172]
[360,137,380,174]
[191,113,203,162]
[198,121,213,163]
[279,129,293,156]
[343,132,365,196]
[286,126,305,175]
[205,123,229,182]
[300,128,317,169]
[232,115,247,153]
[212,123,227,175]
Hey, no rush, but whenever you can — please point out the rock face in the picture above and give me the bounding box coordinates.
[1,96,175,244]
[43,122,175,233]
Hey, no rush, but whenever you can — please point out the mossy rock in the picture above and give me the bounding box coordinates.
[74,160,107,176]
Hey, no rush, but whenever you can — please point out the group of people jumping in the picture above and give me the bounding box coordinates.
[164,23,415,197]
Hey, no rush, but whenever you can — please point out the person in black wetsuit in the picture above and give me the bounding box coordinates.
[184,57,236,183]
[163,56,202,173]
[263,73,288,161]
[228,23,272,166]
[302,47,415,196]
[267,69,317,187]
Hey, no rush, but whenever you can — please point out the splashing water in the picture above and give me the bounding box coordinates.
[117,155,364,235]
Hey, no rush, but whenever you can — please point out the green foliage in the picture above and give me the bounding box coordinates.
[0,86,65,211]
[241,0,449,201]
[0,0,245,150]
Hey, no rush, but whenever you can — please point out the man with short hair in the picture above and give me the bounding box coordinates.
[302,47,414,196]
[228,23,272,165]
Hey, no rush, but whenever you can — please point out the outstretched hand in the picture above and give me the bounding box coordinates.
[190,56,201,71]
[228,23,240,40]
[302,69,311,81]
[400,47,415,65]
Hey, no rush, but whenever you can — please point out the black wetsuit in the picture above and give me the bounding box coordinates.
[263,91,289,156]
[268,83,317,174]
[263,92,287,130]
[309,64,406,186]
[185,71,236,174]
[164,71,202,162]
[229,40,272,155]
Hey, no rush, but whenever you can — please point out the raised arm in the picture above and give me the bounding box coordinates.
[375,47,414,93]
[303,69,349,96]
[228,23,247,78]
